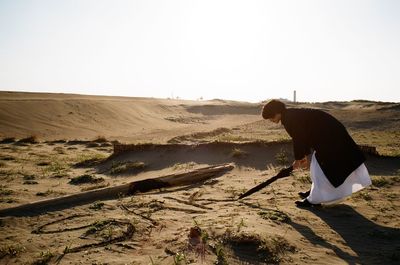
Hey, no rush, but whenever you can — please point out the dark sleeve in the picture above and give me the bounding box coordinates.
[283,110,312,160]
[292,130,311,160]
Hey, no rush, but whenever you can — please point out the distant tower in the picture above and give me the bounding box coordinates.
[293,90,297,103]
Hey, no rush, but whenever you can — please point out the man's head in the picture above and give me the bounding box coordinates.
[262,100,286,123]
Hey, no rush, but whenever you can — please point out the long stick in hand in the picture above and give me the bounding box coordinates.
[238,166,293,200]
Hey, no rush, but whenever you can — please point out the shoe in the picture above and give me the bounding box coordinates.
[295,198,317,208]
[298,190,310,199]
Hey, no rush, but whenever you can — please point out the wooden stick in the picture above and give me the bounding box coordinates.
[0,163,234,217]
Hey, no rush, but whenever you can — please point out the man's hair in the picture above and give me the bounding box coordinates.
[262,100,286,119]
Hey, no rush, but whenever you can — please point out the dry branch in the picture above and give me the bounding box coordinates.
[0,163,234,217]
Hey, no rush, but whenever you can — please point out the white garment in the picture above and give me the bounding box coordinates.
[307,152,372,205]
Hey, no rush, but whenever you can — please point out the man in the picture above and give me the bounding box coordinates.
[262,100,371,207]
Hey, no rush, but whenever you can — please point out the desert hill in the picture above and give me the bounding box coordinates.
[0,91,399,264]
[1,91,399,147]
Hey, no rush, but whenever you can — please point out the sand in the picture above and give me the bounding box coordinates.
[0,91,399,264]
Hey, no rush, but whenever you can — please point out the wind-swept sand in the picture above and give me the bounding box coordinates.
[0,92,399,264]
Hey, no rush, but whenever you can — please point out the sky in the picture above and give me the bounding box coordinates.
[0,0,399,103]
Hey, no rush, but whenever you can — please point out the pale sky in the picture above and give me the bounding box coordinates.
[0,0,399,102]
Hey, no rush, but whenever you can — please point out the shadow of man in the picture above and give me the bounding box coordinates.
[290,204,400,265]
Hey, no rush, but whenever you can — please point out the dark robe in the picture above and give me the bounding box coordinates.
[281,108,365,188]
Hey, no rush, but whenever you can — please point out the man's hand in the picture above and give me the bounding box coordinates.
[292,156,310,170]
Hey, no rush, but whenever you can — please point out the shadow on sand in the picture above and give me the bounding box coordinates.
[290,204,400,265]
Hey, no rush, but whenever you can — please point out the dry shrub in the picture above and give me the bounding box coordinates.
[109,161,146,175]
[275,149,289,165]
[220,232,295,264]
[17,135,38,144]
[371,176,392,188]
[0,244,25,259]
[0,137,16,144]
[230,148,248,158]
[258,209,291,223]
[68,174,104,185]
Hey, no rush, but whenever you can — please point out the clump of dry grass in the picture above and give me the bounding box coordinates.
[230,148,248,158]
[36,190,56,197]
[17,135,38,144]
[23,174,38,184]
[74,153,108,168]
[258,209,291,223]
[0,185,13,196]
[371,176,392,188]
[275,149,289,165]
[109,161,146,175]
[68,174,104,185]
[217,134,251,142]
[53,146,66,154]
[23,179,38,185]
[0,137,16,144]
[89,201,105,210]
[0,244,25,259]
[31,250,54,265]
[172,162,196,171]
[354,191,373,201]
[296,173,311,184]
[220,232,295,264]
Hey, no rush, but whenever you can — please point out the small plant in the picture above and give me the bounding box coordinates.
[23,175,36,180]
[222,232,295,264]
[53,146,65,154]
[23,180,38,185]
[68,174,104,185]
[214,244,228,265]
[230,148,248,158]
[23,175,38,184]
[258,210,291,223]
[0,244,25,259]
[236,218,247,232]
[47,160,68,175]
[36,190,55,197]
[224,186,239,198]
[355,191,372,201]
[275,149,289,165]
[371,176,391,188]
[89,201,105,210]
[109,161,146,175]
[0,185,13,196]
[172,162,196,171]
[297,174,311,184]
[32,250,54,265]
[75,153,108,167]
[174,252,187,265]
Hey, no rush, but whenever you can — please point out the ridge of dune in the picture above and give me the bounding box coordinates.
[0,91,261,141]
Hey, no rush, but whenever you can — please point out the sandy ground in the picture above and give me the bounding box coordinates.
[0,91,399,265]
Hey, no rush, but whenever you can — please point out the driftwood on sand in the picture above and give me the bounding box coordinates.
[0,163,234,217]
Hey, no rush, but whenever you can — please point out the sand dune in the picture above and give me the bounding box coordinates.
[0,91,263,142]
[0,91,399,264]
